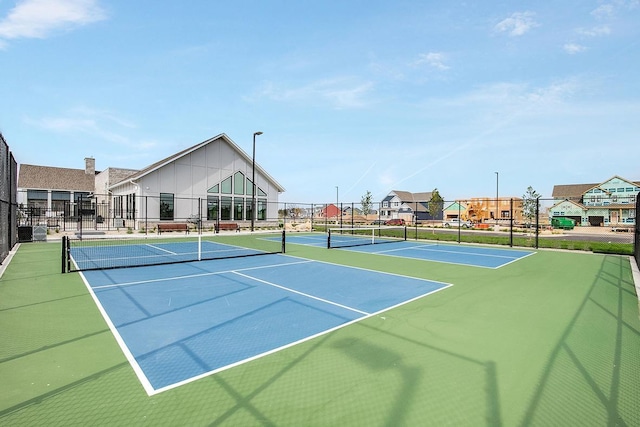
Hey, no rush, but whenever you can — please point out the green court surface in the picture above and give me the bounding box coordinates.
[1,239,639,426]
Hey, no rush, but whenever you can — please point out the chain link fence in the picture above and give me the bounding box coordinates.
[300,198,635,255]
[13,189,637,257]
[0,133,18,265]
[635,197,640,267]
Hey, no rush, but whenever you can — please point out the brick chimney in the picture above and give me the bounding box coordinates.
[85,157,95,175]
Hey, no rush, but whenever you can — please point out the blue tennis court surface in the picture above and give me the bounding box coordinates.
[285,233,535,268]
[80,254,450,395]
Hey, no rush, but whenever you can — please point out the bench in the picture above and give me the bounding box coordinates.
[157,223,189,234]
[215,223,239,233]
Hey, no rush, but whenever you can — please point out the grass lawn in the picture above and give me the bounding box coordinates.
[1,239,639,426]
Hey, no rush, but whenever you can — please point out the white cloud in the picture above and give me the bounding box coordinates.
[257,77,375,109]
[591,1,639,19]
[494,11,539,37]
[0,0,106,44]
[576,25,611,37]
[563,43,587,54]
[414,52,450,70]
[591,4,615,19]
[25,107,136,146]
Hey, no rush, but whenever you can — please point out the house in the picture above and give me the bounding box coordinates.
[317,204,341,219]
[17,133,285,229]
[464,197,524,224]
[443,201,469,221]
[551,176,639,226]
[17,158,98,220]
[380,190,441,224]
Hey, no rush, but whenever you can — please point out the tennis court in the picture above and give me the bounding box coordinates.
[287,230,535,268]
[1,235,639,426]
[81,252,451,394]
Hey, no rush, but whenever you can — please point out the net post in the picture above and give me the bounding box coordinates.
[370,227,374,244]
[282,230,286,253]
[61,236,67,273]
[327,229,331,249]
[403,225,407,241]
[65,236,71,273]
[198,234,202,261]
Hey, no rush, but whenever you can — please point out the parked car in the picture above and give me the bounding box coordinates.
[385,218,405,226]
[371,219,385,225]
[442,218,472,228]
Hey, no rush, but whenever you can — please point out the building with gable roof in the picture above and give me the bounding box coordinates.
[107,133,284,227]
[380,190,441,224]
[550,176,639,226]
[17,133,285,229]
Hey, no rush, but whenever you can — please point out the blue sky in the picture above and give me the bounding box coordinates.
[1,1,638,203]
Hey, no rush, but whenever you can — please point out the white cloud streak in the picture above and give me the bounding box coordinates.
[0,0,106,43]
[258,78,375,109]
[414,52,450,70]
[494,11,539,37]
[564,43,587,54]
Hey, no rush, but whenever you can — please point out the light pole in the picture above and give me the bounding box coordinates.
[495,171,499,224]
[251,131,262,232]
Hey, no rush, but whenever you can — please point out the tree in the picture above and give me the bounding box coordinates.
[428,188,444,220]
[522,186,540,225]
[361,190,373,215]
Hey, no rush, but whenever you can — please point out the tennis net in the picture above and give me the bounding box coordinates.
[62,230,285,272]
[327,226,407,249]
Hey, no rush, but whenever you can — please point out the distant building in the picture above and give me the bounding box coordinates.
[380,190,442,224]
[551,176,639,226]
[464,197,524,224]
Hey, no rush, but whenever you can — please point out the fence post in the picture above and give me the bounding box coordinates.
[509,198,513,247]
[535,197,540,249]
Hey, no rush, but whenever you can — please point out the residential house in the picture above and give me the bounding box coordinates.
[443,201,469,221]
[551,176,639,226]
[465,197,524,224]
[380,190,441,224]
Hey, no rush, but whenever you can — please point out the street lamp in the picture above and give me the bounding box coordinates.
[251,131,263,232]
[495,171,499,224]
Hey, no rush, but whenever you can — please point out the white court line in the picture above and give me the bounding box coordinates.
[91,259,315,290]
[232,271,370,316]
[145,243,178,255]
[373,244,522,260]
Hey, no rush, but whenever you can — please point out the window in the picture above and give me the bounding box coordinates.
[234,172,245,195]
[51,191,70,212]
[258,199,267,220]
[246,178,253,196]
[207,196,219,220]
[234,198,244,220]
[246,198,254,220]
[221,176,232,194]
[209,172,269,223]
[220,197,232,220]
[160,193,174,220]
